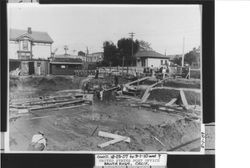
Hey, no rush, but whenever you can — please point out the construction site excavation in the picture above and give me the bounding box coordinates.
[8,5,202,152]
[9,70,202,152]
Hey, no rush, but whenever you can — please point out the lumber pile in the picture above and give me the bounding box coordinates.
[9,93,94,112]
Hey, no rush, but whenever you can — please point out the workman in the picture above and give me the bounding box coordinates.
[84,82,90,93]
[162,67,166,79]
[114,75,118,86]
[29,131,47,151]
[95,68,99,79]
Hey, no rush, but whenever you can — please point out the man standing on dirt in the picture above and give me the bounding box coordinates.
[84,82,90,93]
[162,67,166,79]
[95,68,99,79]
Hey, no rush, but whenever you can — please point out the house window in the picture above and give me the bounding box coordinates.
[161,60,163,65]
[23,40,28,51]
[61,65,66,69]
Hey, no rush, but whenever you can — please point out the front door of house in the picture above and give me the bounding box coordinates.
[28,62,35,75]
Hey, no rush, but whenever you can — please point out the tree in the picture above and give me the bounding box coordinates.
[184,47,200,67]
[103,41,119,66]
[139,40,152,51]
[172,56,182,66]
[117,38,140,67]
[78,51,85,56]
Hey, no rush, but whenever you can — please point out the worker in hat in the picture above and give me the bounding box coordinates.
[29,131,47,151]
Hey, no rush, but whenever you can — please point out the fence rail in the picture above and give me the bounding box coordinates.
[74,66,201,79]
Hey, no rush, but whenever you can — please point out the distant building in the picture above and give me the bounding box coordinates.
[49,54,83,75]
[9,27,53,59]
[135,50,170,68]
[86,52,103,63]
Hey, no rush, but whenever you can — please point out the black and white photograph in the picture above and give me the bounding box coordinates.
[7,4,202,152]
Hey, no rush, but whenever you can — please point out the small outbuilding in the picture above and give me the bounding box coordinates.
[49,55,83,75]
[9,58,49,76]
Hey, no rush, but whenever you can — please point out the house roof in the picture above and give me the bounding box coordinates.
[9,28,53,44]
[135,50,168,59]
[50,57,83,64]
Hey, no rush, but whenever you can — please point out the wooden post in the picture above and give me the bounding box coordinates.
[50,44,52,57]
[31,42,33,59]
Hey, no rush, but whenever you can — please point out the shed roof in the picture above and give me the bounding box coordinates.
[9,28,53,44]
[50,57,83,64]
[135,50,168,59]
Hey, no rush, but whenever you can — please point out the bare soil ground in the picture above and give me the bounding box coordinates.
[9,76,201,152]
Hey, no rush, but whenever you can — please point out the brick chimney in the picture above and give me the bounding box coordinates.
[27,27,32,34]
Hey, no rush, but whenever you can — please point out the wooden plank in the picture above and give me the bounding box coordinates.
[124,76,150,87]
[141,79,167,102]
[98,131,130,143]
[151,86,201,93]
[165,98,177,106]
[98,136,128,148]
[11,94,85,105]
[141,88,151,102]
[91,125,99,136]
[29,99,85,111]
[25,98,82,106]
[153,136,165,147]
[180,89,189,108]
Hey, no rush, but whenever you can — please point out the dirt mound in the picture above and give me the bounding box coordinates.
[160,79,201,89]
[9,76,82,99]
[9,77,21,88]
[144,118,201,151]
[94,118,201,151]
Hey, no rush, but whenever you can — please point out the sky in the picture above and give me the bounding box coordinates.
[8,4,201,56]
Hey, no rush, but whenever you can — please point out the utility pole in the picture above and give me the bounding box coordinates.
[129,32,135,73]
[64,45,68,55]
[129,32,135,57]
[182,37,185,67]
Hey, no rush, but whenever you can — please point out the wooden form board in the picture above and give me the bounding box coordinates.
[141,79,167,103]
[98,131,130,143]
[98,137,128,148]
[152,86,201,93]
[29,99,85,111]
[124,76,150,87]
[180,89,189,107]
[165,98,177,106]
